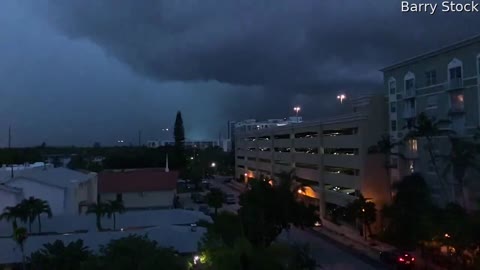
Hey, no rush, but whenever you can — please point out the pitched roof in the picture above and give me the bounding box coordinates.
[98,168,178,193]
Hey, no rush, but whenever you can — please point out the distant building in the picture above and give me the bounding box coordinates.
[146,140,162,148]
[0,167,98,215]
[161,140,221,149]
[98,168,178,210]
[381,34,480,209]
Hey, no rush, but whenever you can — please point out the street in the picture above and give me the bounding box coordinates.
[209,176,387,270]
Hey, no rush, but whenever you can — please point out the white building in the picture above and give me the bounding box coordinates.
[0,167,98,216]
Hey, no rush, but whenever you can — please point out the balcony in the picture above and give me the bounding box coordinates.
[273,152,292,162]
[324,190,356,207]
[274,139,292,148]
[294,138,319,148]
[402,107,416,119]
[294,153,319,164]
[324,173,359,190]
[258,151,272,159]
[295,167,319,180]
[448,78,464,90]
[323,135,359,148]
[404,87,416,99]
[323,154,360,168]
[448,105,465,115]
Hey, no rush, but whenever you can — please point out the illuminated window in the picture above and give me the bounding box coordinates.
[407,139,417,152]
[450,91,465,111]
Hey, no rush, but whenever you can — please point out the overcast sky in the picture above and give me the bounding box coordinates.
[1,0,479,146]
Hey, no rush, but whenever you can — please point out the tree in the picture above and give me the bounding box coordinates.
[24,197,52,233]
[174,111,186,170]
[345,194,376,240]
[86,202,108,231]
[443,136,480,209]
[0,205,28,231]
[238,174,317,248]
[106,199,125,230]
[382,173,436,249]
[13,226,28,270]
[91,235,187,270]
[369,134,403,192]
[406,112,450,198]
[206,188,224,216]
[29,239,92,270]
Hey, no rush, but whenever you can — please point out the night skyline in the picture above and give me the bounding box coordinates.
[1,0,479,146]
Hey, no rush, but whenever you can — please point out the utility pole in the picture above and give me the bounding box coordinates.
[8,125,13,178]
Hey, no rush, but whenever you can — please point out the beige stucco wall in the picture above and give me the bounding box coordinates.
[100,190,175,209]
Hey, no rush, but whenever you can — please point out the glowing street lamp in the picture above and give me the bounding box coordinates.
[293,106,301,123]
[337,94,346,104]
[211,162,216,167]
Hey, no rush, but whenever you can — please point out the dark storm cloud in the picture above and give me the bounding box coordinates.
[39,0,480,94]
[2,1,480,146]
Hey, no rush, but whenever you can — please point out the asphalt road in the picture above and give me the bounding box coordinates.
[210,177,387,270]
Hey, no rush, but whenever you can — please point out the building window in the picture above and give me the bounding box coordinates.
[425,70,437,86]
[449,66,462,80]
[406,139,417,152]
[390,102,396,113]
[450,91,465,111]
[391,120,397,132]
[405,79,415,91]
[388,78,396,95]
[426,95,438,110]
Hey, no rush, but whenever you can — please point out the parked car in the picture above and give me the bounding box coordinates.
[223,178,232,183]
[379,250,415,269]
[225,193,236,204]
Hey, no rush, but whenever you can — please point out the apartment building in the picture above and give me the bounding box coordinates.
[381,35,480,208]
[234,95,390,222]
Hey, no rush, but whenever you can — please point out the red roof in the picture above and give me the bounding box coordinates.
[98,168,178,193]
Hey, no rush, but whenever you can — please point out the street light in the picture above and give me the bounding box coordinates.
[337,94,346,104]
[211,162,216,167]
[293,106,301,123]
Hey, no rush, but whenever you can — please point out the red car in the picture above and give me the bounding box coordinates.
[380,250,415,269]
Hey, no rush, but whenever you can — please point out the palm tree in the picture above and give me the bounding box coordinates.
[13,226,28,270]
[443,137,480,209]
[29,239,91,270]
[86,202,108,231]
[406,112,450,198]
[345,194,376,240]
[206,188,224,216]
[106,199,125,230]
[0,205,28,231]
[20,197,52,233]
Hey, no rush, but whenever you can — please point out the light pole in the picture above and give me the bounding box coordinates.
[293,106,301,123]
[337,94,346,104]
[362,208,367,240]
